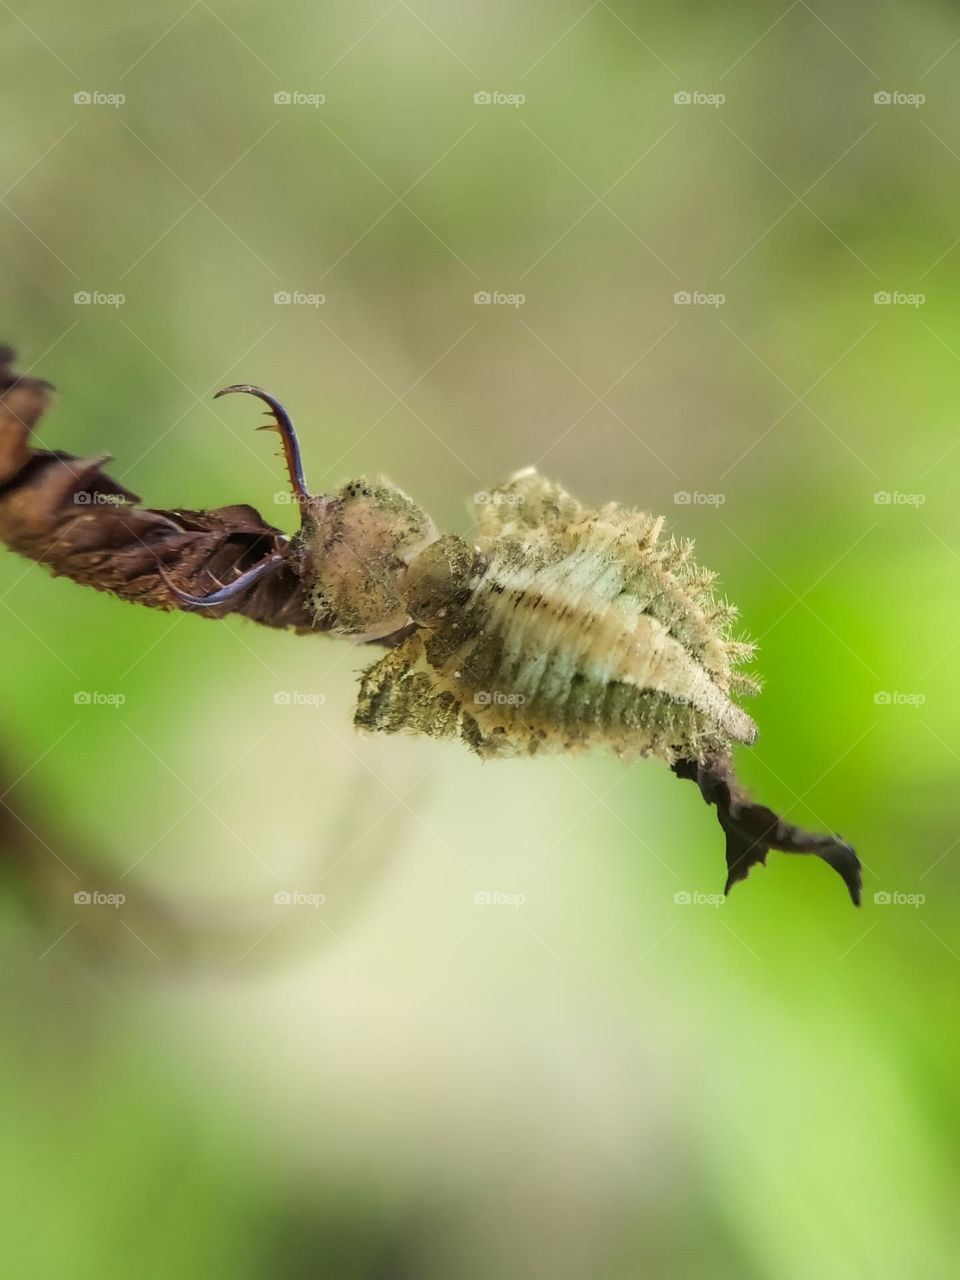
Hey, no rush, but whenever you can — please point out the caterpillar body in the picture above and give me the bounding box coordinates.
[0,355,862,904]
[352,468,758,763]
[132,382,859,905]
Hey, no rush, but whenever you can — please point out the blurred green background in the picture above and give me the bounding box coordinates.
[3,1,959,1276]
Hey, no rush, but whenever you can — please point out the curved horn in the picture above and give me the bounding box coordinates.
[214,384,310,504]
[158,553,286,609]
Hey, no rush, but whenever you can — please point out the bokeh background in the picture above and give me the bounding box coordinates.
[3,2,960,1276]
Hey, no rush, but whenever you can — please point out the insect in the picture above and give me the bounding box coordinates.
[157,384,861,904]
[0,349,860,905]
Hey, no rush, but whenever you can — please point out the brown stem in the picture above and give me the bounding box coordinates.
[672,755,862,905]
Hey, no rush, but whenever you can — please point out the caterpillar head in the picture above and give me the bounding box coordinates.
[301,477,441,640]
[161,386,480,639]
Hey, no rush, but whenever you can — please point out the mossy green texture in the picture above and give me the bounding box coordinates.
[354,469,756,761]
